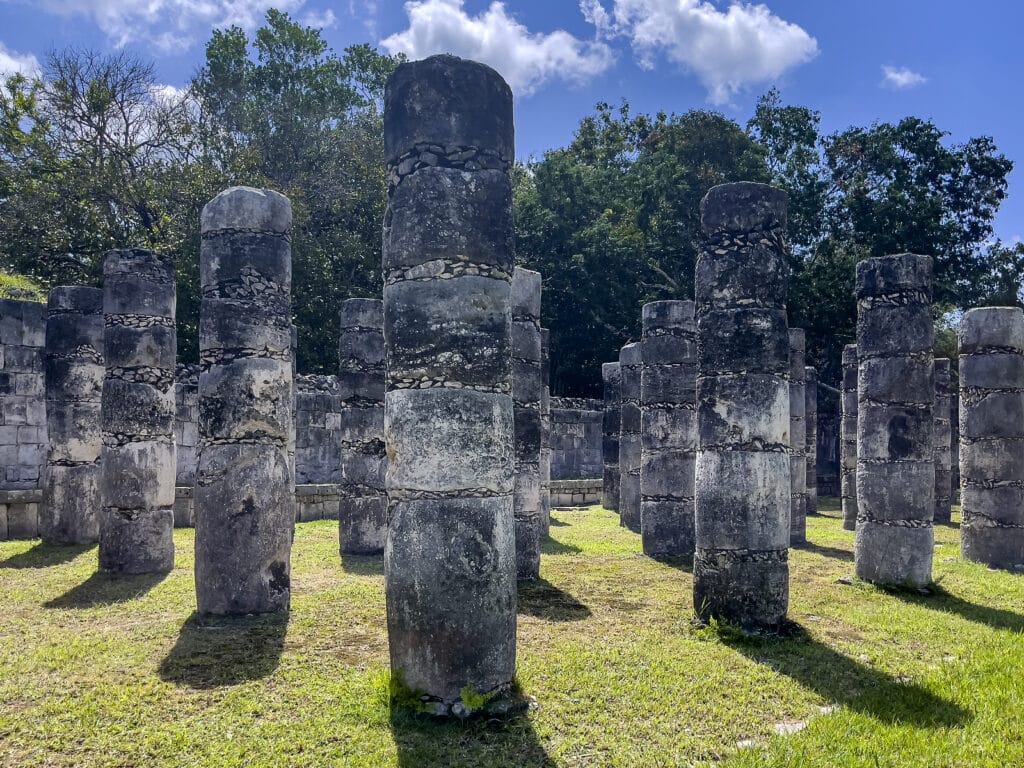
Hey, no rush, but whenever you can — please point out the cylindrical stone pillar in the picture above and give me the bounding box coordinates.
[959,308,1024,569]
[601,362,621,512]
[805,366,818,517]
[789,329,807,543]
[382,54,517,713]
[195,186,295,614]
[618,342,642,533]
[540,328,551,535]
[933,358,953,525]
[40,287,104,545]
[512,268,542,580]
[337,298,386,555]
[640,300,697,557]
[694,182,790,629]
[98,249,176,573]
[854,254,934,587]
[841,344,858,531]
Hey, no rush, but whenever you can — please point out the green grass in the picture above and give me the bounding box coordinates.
[1,499,1022,767]
[0,272,46,302]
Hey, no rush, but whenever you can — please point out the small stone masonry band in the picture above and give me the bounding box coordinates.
[382,54,517,714]
[693,182,791,630]
[195,186,295,615]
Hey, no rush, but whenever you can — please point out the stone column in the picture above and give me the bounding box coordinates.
[337,298,386,555]
[382,54,517,713]
[933,358,953,525]
[694,182,790,629]
[640,300,697,557]
[539,328,551,535]
[195,186,295,614]
[854,254,934,587]
[601,362,621,512]
[512,268,542,580]
[840,344,858,531]
[951,391,961,504]
[618,342,642,533]
[98,250,176,573]
[805,366,818,516]
[959,308,1024,569]
[40,287,103,545]
[789,329,807,544]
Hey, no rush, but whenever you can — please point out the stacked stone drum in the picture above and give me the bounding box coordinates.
[840,343,858,531]
[539,328,551,534]
[601,362,621,513]
[933,358,953,525]
[789,329,807,543]
[618,342,643,533]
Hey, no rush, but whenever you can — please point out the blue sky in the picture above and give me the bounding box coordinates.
[2,0,1022,242]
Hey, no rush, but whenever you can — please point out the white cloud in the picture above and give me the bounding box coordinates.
[300,8,337,29]
[381,0,614,96]
[881,65,926,90]
[591,0,818,104]
[0,42,41,78]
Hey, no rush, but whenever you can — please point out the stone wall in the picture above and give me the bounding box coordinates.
[550,396,603,480]
[294,374,345,486]
[175,364,199,487]
[0,299,47,492]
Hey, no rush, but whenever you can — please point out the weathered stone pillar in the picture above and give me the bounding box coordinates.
[195,186,295,614]
[951,391,961,504]
[512,268,542,580]
[959,308,1024,569]
[382,54,517,713]
[840,343,858,531]
[601,362,621,512]
[618,342,642,533]
[933,358,953,525]
[789,329,807,543]
[854,254,934,587]
[539,328,551,535]
[805,366,818,516]
[694,182,790,628]
[40,287,103,545]
[337,298,386,555]
[98,250,176,573]
[640,300,697,557]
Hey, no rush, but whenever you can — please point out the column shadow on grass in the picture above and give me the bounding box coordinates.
[540,536,582,555]
[646,554,693,572]
[883,583,1024,633]
[792,541,854,563]
[518,578,591,621]
[0,542,94,569]
[159,611,288,689]
[721,624,970,728]
[43,569,167,608]
[340,555,384,576]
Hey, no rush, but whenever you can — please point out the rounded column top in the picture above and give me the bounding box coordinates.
[602,361,621,380]
[619,342,642,367]
[201,186,292,234]
[959,306,1024,354]
[855,253,932,300]
[339,298,384,329]
[641,300,695,334]
[700,182,788,236]
[511,268,542,317]
[47,286,102,315]
[103,248,174,279]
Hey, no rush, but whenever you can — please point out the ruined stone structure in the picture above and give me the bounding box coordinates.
[294,375,344,486]
[805,366,818,516]
[0,299,47,500]
[854,254,934,588]
[174,364,199,489]
[539,328,551,534]
[959,307,1024,569]
[337,298,386,555]
[41,287,103,546]
[789,329,807,543]
[601,362,621,512]
[840,344,858,531]
[693,182,791,629]
[195,186,295,614]
[98,250,177,573]
[550,397,603,481]
[382,55,517,713]
[618,342,643,533]
[512,268,542,580]
[640,300,697,557]
[933,358,953,525]
[951,392,961,502]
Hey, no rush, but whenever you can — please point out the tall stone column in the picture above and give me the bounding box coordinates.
[640,300,697,557]
[933,358,953,525]
[382,55,517,713]
[840,343,858,531]
[539,328,551,535]
[337,298,386,555]
[195,186,295,614]
[959,308,1024,569]
[601,362,621,512]
[512,268,542,580]
[805,366,818,516]
[40,287,103,545]
[618,342,642,533]
[854,254,934,587]
[99,250,176,573]
[693,182,790,629]
[789,329,807,543]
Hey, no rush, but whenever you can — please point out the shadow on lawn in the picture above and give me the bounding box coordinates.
[540,535,582,555]
[159,611,288,689]
[0,542,93,569]
[793,541,854,563]
[44,569,167,608]
[885,583,1024,633]
[518,578,591,621]
[723,624,971,728]
[340,555,384,576]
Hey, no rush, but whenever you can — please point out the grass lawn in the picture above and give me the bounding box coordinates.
[1,498,1022,767]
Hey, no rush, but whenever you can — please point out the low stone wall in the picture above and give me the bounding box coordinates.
[550,479,602,508]
[171,484,340,529]
[0,299,47,492]
[550,397,603,481]
[174,365,199,487]
[0,488,42,539]
[295,374,345,485]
